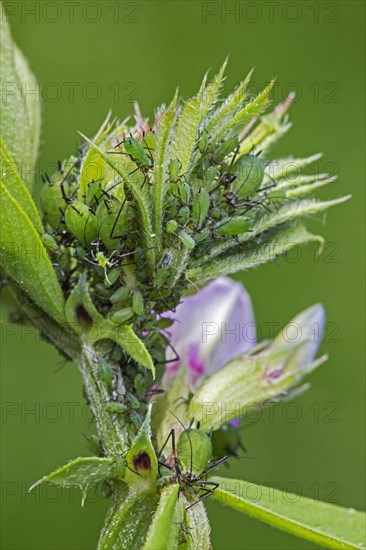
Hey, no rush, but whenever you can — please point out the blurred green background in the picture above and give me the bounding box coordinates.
[1,1,365,548]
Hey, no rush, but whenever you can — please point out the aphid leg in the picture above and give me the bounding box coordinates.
[109,196,128,240]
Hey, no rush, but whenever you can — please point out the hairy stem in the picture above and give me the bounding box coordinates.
[77,344,128,455]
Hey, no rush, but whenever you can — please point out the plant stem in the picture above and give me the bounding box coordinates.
[78,343,127,455]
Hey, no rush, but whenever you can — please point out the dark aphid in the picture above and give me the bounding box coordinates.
[159,251,173,268]
[211,423,246,459]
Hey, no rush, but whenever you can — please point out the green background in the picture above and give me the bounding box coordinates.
[1,1,365,548]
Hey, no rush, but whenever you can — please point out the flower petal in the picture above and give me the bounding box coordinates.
[163,277,256,379]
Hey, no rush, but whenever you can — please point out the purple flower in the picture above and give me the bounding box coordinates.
[163,277,256,387]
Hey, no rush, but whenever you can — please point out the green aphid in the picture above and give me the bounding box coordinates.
[94,283,112,299]
[85,179,102,206]
[191,188,210,227]
[113,456,126,481]
[156,317,174,330]
[40,177,69,229]
[230,154,265,197]
[177,206,190,224]
[134,373,146,397]
[198,130,210,154]
[215,136,239,163]
[126,392,140,411]
[111,307,134,324]
[110,286,130,305]
[96,200,128,250]
[177,429,213,477]
[179,182,191,204]
[104,267,119,287]
[106,401,126,414]
[169,159,183,182]
[155,266,170,287]
[203,165,218,187]
[98,362,114,388]
[41,234,58,252]
[215,216,251,236]
[132,290,144,315]
[124,136,152,168]
[64,201,99,246]
[179,230,195,250]
[166,220,178,233]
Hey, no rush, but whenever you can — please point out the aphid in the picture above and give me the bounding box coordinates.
[228,153,265,198]
[159,251,173,267]
[177,205,190,225]
[191,188,210,228]
[41,234,58,252]
[111,135,153,174]
[166,220,178,234]
[132,290,144,315]
[214,216,251,236]
[95,198,128,249]
[158,418,228,510]
[98,362,114,388]
[179,230,195,250]
[169,159,183,183]
[105,401,126,414]
[211,423,247,459]
[64,200,99,246]
[110,307,134,324]
[110,286,130,305]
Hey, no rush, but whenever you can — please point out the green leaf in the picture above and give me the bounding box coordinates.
[0,182,65,325]
[152,92,177,256]
[0,138,43,232]
[79,133,155,276]
[0,10,40,190]
[98,489,159,550]
[30,456,116,491]
[187,223,324,282]
[65,275,155,374]
[198,58,228,119]
[170,96,201,176]
[143,484,183,550]
[211,477,366,550]
[206,68,253,137]
[197,196,349,262]
[216,80,274,140]
[263,153,323,184]
[181,495,211,550]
